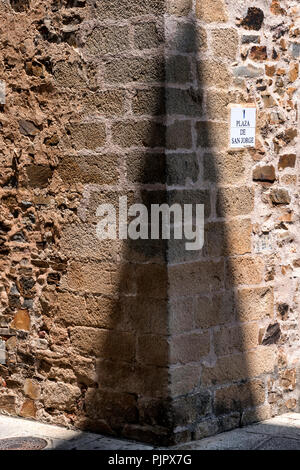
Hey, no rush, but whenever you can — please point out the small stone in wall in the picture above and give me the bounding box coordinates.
[269,188,291,205]
[277,210,293,223]
[10,309,31,331]
[249,46,267,61]
[278,303,289,320]
[19,399,36,418]
[261,323,281,345]
[289,63,299,82]
[253,165,276,183]
[283,128,297,143]
[286,399,297,410]
[0,340,5,365]
[240,8,264,31]
[269,111,284,124]
[0,395,16,414]
[265,65,276,77]
[279,38,287,51]
[232,64,264,78]
[278,153,296,170]
[19,119,40,137]
[291,43,300,58]
[24,379,41,400]
[242,34,260,44]
[261,93,276,108]
[272,48,279,60]
[0,80,5,104]
[270,0,286,15]
[279,369,296,391]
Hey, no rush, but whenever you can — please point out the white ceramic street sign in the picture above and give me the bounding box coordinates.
[230,106,256,149]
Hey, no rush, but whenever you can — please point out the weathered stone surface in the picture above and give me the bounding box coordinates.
[217,187,254,217]
[169,365,201,397]
[66,122,106,150]
[58,154,119,185]
[238,288,274,322]
[170,331,210,364]
[137,335,168,366]
[197,121,229,149]
[134,22,164,50]
[203,152,245,184]
[105,57,165,84]
[195,0,227,23]
[83,90,125,116]
[166,55,191,83]
[54,62,85,88]
[166,121,192,150]
[226,256,264,287]
[166,87,203,116]
[202,348,276,386]
[203,219,252,257]
[242,35,260,44]
[127,151,166,184]
[205,91,230,120]
[291,43,300,58]
[270,0,286,16]
[70,326,135,361]
[94,0,165,19]
[167,21,207,53]
[215,380,265,415]
[112,120,165,148]
[132,87,165,116]
[211,28,238,61]
[214,323,259,355]
[289,63,299,82]
[167,153,198,185]
[195,291,235,329]
[167,0,192,17]
[169,260,224,296]
[197,60,232,88]
[279,369,296,391]
[85,26,129,55]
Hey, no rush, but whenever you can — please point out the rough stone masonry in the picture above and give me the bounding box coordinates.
[0,0,299,445]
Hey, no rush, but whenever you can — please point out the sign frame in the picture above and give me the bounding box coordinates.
[229,103,257,150]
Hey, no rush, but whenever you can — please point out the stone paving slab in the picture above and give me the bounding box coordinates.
[0,413,300,450]
[0,415,153,450]
[255,437,300,450]
[173,413,300,450]
[170,429,270,450]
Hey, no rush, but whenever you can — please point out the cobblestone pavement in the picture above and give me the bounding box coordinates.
[0,413,299,450]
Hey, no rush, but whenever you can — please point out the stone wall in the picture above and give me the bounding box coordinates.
[166,0,300,442]
[0,0,299,445]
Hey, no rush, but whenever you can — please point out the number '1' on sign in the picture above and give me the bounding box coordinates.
[230,105,256,149]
